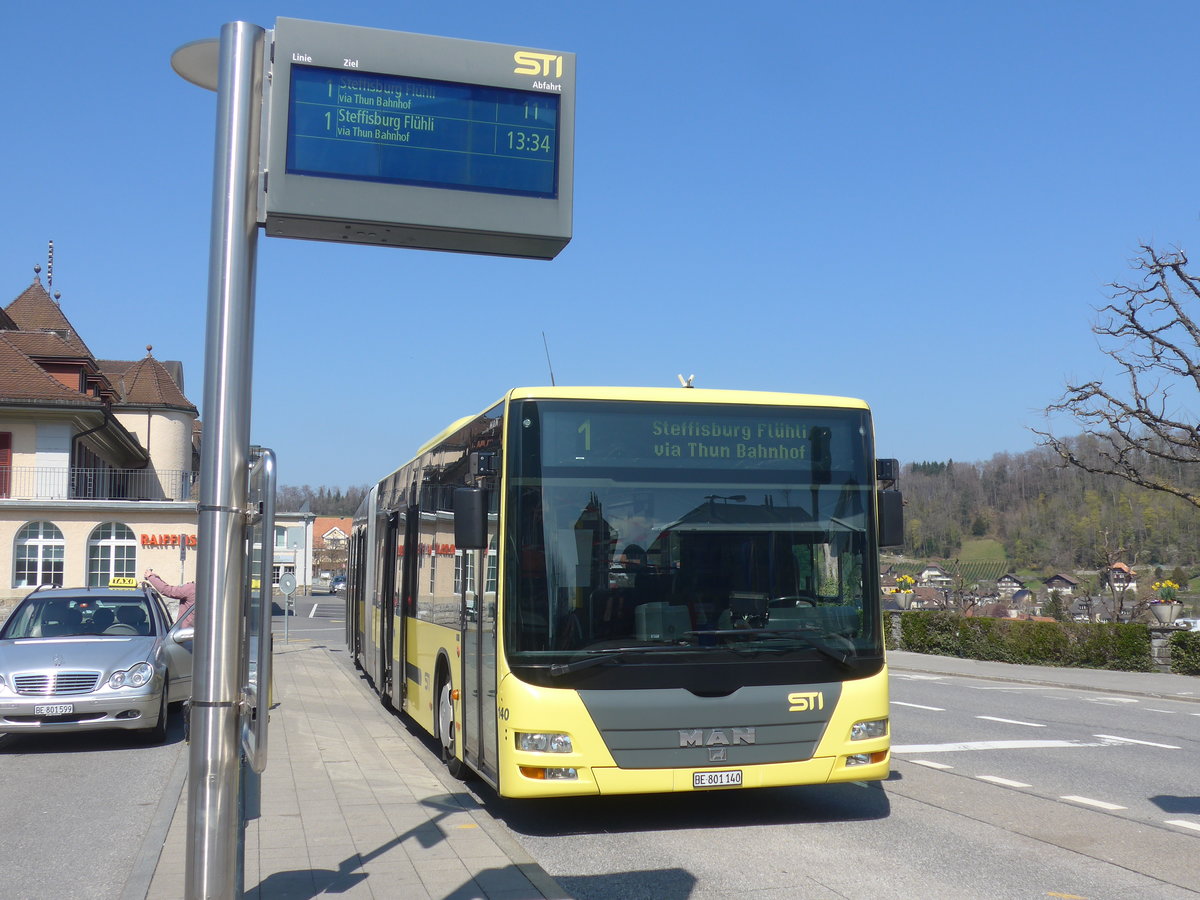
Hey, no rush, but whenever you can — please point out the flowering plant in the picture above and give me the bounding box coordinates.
[1151,580,1180,603]
[895,574,916,593]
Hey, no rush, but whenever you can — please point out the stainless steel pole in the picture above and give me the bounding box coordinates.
[185,21,264,900]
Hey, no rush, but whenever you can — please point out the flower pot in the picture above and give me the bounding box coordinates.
[897,592,913,610]
[1149,602,1183,625]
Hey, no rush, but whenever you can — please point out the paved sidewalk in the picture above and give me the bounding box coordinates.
[888,649,1200,702]
[144,643,566,899]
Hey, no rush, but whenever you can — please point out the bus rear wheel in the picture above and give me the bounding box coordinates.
[437,677,468,780]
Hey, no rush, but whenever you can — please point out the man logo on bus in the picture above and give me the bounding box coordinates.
[514,51,563,78]
[679,728,756,747]
[788,691,825,712]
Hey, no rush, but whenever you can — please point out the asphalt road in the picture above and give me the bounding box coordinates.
[459,667,1200,900]
[0,706,187,900]
[0,595,345,900]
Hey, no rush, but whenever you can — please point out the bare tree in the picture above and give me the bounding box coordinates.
[1036,244,1200,509]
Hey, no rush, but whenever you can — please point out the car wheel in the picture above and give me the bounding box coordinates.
[437,676,468,779]
[142,679,169,744]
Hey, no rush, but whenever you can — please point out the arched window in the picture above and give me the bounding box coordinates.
[87,522,137,587]
[14,521,64,588]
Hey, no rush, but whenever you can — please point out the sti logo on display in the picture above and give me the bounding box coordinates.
[513,51,563,77]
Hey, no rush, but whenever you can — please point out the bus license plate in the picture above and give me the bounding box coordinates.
[35,704,73,716]
[693,770,742,789]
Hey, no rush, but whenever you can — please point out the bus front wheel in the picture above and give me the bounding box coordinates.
[437,677,468,780]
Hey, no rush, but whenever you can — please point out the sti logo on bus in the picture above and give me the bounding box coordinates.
[788,691,825,712]
[514,51,563,78]
[679,728,756,747]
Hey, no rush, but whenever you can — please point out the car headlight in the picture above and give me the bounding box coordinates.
[515,732,573,753]
[109,662,156,689]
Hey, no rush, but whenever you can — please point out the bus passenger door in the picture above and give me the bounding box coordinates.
[481,522,498,777]
[462,546,484,773]
[378,511,399,704]
[458,490,499,786]
[346,527,363,662]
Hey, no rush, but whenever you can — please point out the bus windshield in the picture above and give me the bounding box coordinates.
[504,400,882,681]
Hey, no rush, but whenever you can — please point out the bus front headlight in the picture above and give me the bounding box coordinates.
[515,732,573,753]
[850,718,888,741]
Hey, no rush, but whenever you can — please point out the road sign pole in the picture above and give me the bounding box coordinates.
[184,21,264,900]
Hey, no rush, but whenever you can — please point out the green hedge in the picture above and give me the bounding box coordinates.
[895,610,1154,672]
[1170,630,1200,675]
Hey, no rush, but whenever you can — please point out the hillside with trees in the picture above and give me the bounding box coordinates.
[902,438,1200,574]
[276,484,368,517]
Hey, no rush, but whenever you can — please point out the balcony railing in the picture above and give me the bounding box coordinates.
[0,466,197,502]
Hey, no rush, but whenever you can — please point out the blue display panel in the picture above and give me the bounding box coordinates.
[286,65,559,198]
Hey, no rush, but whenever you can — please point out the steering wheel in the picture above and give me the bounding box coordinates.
[104,623,138,635]
[769,596,816,608]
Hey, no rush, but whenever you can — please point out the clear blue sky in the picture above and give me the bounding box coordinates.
[3,2,1198,488]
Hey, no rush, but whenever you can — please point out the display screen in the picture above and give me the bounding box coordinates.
[286,64,560,198]
[527,401,871,477]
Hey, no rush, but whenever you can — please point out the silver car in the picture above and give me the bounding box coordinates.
[0,584,193,742]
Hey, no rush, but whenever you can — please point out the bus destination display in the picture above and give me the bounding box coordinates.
[286,64,560,198]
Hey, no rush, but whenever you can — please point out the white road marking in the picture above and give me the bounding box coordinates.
[892,739,1099,754]
[1094,734,1181,750]
[970,685,1046,691]
[1088,697,1139,704]
[890,673,946,681]
[976,716,1046,728]
[910,760,954,770]
[309,604,319,618]
[1061,795,1126,811]
[1165,819,1200,834]
[892,701,945,711]
[1144,708,1177,714]
[977,775,1031,788]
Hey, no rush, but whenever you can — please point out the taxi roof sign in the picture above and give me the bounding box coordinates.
[109,577,139,589]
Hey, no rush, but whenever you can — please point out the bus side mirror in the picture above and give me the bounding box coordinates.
[454,487,488,550]
[878,490,904,548]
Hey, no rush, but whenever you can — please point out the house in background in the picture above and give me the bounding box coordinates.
[1104,562,1137,595]
[918,564,953,587]
[996,573,1024,597]
[1043,573,1079,597]
[314,516,352,577]
[0,270,199,605]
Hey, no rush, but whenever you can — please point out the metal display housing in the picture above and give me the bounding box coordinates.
[262,17,575,259]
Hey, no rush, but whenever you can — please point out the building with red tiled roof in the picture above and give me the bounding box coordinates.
[0,270,201,605]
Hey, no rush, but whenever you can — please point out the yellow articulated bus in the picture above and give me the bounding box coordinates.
[346,386,903,798]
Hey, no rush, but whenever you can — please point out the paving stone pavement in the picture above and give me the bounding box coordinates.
[143,642,566,899]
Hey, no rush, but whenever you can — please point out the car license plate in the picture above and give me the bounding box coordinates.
[34,704,73,716]
[693,770,742,789]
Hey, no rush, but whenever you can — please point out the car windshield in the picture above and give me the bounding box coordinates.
[0,595,157,639]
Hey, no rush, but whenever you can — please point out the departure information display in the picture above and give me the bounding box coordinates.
[286,64,560,198]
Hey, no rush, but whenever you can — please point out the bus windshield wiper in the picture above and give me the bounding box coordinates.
[700,628,858,670]
[549,645,698,676]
